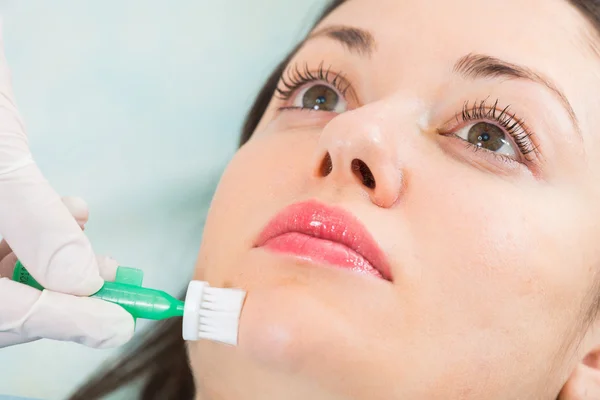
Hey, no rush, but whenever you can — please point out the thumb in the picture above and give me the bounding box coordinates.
[61,196,90,230]
[0,165,103,296]
[0,278,134,348]
[0,195,90,263]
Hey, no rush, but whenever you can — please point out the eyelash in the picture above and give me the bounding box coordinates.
[275,62,351,101]
[456,99,537,160]
[274,63,538,163]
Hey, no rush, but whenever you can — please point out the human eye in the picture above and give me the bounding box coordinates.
[439,99,539,165]
[275,62,352,114]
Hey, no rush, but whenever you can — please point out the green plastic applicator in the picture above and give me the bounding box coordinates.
[12,260,247,345]
[12,260,184,321]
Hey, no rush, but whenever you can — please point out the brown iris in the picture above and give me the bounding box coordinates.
[302,85,339,111]
[467,122,508,151]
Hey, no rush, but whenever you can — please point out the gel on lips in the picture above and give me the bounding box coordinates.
[262,232,385,279]
[256,200,392,281]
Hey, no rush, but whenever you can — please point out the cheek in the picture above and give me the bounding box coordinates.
[402,167,591,350]
[194,131,317,283]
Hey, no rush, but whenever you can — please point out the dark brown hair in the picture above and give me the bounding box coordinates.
[69,1,600,399]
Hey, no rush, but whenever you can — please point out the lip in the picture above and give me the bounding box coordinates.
[255,200,392,281]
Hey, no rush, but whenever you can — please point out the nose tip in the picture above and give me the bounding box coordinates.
[316,151,402,208]
[312,106,406,208]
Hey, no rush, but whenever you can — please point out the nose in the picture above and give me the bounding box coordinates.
[312,111,404,208]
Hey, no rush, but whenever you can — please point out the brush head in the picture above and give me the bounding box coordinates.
[182,281,246,345]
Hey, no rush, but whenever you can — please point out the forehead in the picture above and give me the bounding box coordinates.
[315,0,600,148]
[321,0,586,52]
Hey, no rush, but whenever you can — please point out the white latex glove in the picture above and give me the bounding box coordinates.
[0,197,134,348]
[0,23,134,348]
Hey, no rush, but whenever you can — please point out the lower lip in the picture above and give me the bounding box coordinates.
[261,232,384,279]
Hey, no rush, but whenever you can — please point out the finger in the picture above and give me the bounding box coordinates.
[96,255,118,282]
[0,195,89,262]
[0,277,39,329]
[62,196,89,230]
[0,195,88,281]
[0,278,134,348]
[0,26,101,296]
[1,253,120,283]
[0,172,102,296]
[1,252,119,283]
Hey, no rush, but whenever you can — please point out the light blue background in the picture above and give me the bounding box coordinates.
[0,1,323,399]
[0,397,38,400]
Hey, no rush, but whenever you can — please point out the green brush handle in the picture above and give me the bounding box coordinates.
[13,260,184,321]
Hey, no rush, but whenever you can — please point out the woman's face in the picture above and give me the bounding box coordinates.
[189,0,600,398]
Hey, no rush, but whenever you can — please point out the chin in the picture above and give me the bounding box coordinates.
[199,248,398,373]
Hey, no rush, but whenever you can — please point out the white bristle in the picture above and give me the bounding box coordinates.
[203,287,246,310]
[182,281,246,345]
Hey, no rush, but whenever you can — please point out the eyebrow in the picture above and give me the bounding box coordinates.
[307,25,582,139]
[308,25,376,56]
[454,53,581,138]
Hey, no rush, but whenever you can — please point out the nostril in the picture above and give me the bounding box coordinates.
[319,152,333,177]
[351,159,376,189]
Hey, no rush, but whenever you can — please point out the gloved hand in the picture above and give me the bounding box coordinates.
[0,24,134,348]
[0,197,134,348]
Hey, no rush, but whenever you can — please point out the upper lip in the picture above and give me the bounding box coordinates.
[255,200,392,281]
